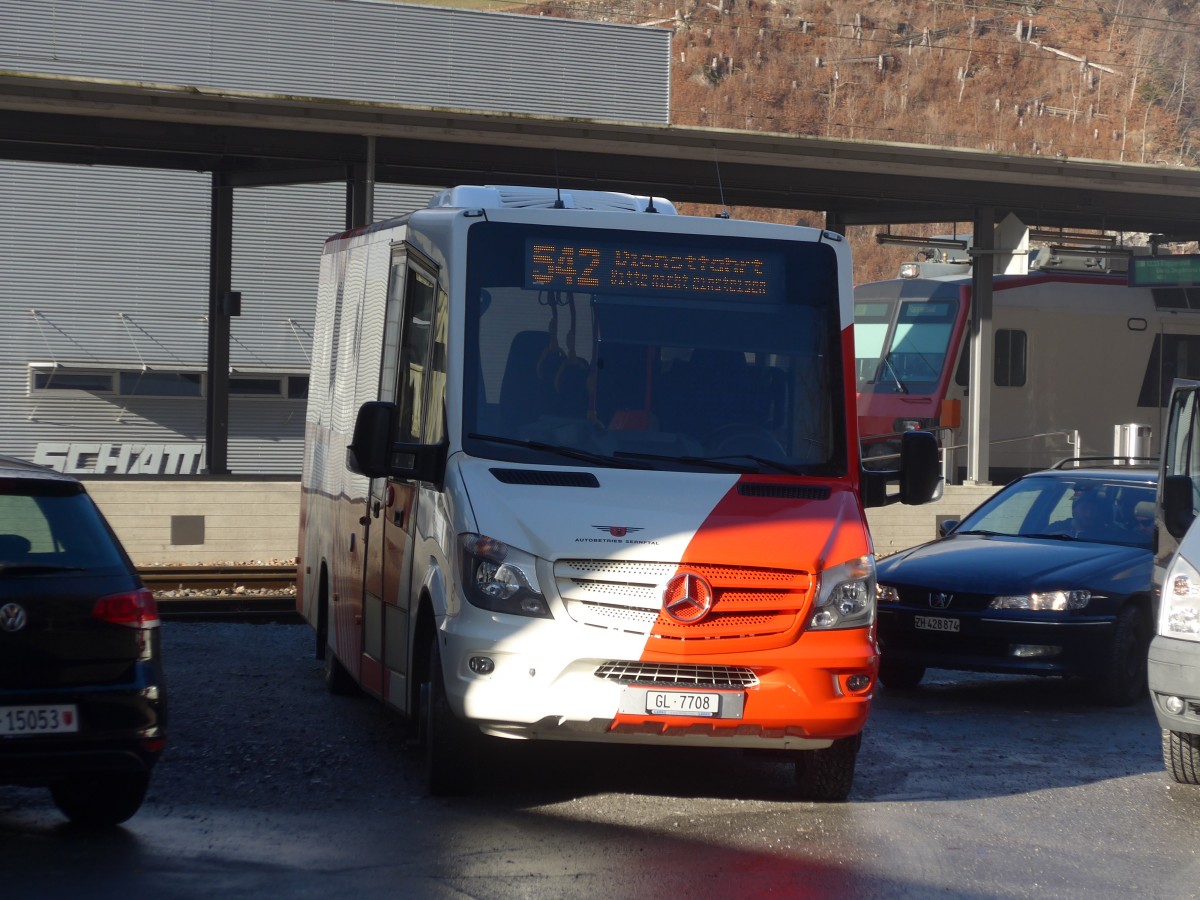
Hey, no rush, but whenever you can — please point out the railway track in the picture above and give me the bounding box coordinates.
[139,564,297,594]
[138,564,300,622]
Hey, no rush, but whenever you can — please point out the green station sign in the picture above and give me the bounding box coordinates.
[1128,254,1200,287]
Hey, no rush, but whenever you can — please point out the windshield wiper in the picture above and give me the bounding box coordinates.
[470,434,803,474]
[711,453,807,474]
[1023,532,1082,541]
[612,449,752,472]
[467,433,652,469]
[881,354,909,394]
[614,449,805,475]
[953,529,1007,537]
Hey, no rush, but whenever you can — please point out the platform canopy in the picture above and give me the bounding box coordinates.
[4,71,1200,239]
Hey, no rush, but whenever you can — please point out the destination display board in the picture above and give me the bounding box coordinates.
[525,239,783,302]
[1128,255,1200,287]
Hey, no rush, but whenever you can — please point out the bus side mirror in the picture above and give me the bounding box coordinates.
[860,431,942,508]
[347,401,449,486]
[899,430,941,506]
[1163,474,1197,540]
[347,401,397,478]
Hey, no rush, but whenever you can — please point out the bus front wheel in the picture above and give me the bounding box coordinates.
[419,634,479,796]
[795,733,860,802]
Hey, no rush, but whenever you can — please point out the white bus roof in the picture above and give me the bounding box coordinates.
[427,184,678,215]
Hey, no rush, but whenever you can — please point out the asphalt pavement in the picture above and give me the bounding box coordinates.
[1,621,1198,899]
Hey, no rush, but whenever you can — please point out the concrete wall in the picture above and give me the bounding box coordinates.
[85,480,300,566]
[867,483,999,558]
[86,479,1000,567]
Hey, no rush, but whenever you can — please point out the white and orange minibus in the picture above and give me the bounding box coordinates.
[297,185,939,800]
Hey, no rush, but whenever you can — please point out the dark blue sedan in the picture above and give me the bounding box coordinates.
[875,461,1157,706]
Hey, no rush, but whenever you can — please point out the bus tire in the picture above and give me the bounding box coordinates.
[420,634,478,796]
[1163,729,1200,785]
[795,734,860,802]
[324,643,357,696]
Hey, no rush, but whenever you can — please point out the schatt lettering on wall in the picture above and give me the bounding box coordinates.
[33,443,206,475]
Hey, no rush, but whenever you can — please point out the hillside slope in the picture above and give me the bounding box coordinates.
[514,0,1200,279]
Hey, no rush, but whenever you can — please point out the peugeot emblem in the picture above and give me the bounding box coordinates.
[929,592,953,609]
[0,602,27,633]
[662,572,715,624]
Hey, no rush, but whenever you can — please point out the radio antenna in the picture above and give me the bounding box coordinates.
[714,148,730,219]
[553,150,564,208]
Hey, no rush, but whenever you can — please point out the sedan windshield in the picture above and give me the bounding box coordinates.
[956,475,1156,548]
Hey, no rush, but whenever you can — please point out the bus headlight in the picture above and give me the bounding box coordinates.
[810,555,876,630]
[460,534,552,619]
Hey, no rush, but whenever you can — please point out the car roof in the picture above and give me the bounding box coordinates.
[1016,466,1157,488]
[1029,464,1156,478]
[0,454,83,486]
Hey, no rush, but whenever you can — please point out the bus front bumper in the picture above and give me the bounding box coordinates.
[440,610,876,751]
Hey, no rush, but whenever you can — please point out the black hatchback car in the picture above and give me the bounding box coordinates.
[0,455,166,825]
[875,460,1157,706]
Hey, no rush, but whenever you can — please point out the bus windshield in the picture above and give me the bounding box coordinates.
[854,294,960,396]
[462,221,847,475]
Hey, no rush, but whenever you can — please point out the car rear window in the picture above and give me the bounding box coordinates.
[0,481,127,571]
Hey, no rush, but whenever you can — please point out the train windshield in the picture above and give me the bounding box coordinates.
[462,221,847,475]
[854,290,961,396]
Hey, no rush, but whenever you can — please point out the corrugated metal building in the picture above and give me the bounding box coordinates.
[3,173,439,476]
[1,0,671,477]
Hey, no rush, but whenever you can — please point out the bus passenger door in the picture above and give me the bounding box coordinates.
[362,249,441,713]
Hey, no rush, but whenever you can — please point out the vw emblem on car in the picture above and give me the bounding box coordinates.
[0,602,27,633]
[662,571,715,624]
[930,592,953,609]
